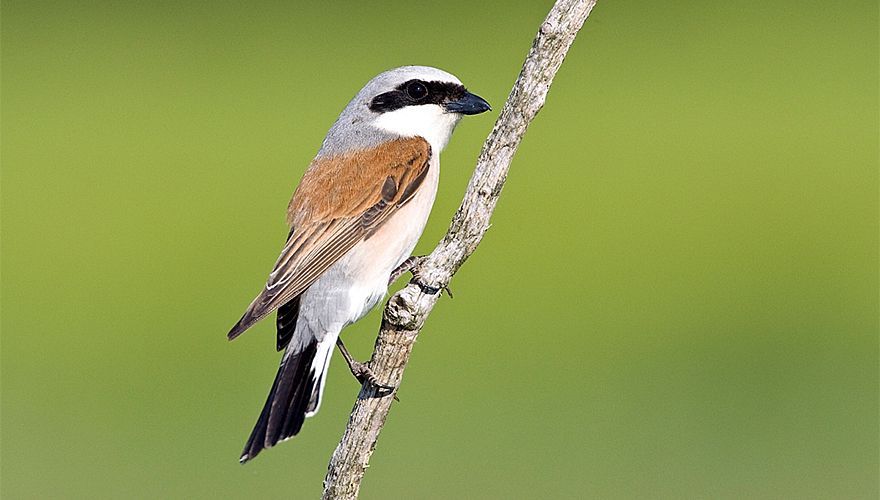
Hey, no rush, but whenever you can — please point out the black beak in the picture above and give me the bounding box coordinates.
[444,91,491,115]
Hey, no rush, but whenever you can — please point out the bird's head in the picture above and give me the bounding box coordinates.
[325,66,490,154]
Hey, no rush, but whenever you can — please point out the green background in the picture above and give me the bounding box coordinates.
[2,1,877,498]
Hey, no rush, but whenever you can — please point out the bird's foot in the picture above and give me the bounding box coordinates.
[389,255,453,298]
[347,360,396,391]
[335,337,396,391]
[388,256,424,285]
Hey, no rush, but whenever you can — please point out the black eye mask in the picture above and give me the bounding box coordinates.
[369,79,468,113]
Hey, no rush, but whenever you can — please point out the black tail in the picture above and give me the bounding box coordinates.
[239,339,319,463]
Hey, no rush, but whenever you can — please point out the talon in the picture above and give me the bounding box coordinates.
[389,255,425,285]
[350,361,396,390]
[390,256,453,298]
[413,280,453,298]
[415,281,442,295]
[336,337,396,391]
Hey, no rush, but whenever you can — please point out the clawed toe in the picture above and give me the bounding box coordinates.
[388,256,425,285]
[350,361,396,390]
[390,255,453,298]
[336,337,396,392]
[413,281,453,298]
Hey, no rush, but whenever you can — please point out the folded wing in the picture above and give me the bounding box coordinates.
[228,137,432,341]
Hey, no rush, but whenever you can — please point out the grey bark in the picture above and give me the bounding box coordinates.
[322,0,598,497]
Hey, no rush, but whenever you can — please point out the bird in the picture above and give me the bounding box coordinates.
[227,66,490,463]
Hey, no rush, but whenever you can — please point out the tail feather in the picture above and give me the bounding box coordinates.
[239,340,319,463]
[276,298,300,351]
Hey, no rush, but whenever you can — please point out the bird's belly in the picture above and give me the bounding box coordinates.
[297,159,439,338]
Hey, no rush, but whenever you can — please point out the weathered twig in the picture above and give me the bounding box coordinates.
[322,1,597,497]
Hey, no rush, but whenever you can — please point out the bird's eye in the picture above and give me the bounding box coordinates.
[406,81,428,100]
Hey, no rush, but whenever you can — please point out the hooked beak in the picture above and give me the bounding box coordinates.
[444,91,491,115]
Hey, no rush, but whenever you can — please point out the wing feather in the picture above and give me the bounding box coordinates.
[228,137,431,340]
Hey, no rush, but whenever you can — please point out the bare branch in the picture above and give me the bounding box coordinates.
[322,1,598,497]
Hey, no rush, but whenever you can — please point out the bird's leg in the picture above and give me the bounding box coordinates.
[388,256,423,285]
[335,337,396,390]
[389,255,453,298]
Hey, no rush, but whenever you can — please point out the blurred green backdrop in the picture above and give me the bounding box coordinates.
[2,1,877,498]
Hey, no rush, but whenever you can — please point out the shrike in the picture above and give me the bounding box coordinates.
[228,66,490,463]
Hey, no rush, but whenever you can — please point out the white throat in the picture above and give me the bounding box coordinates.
[372,105,462,152]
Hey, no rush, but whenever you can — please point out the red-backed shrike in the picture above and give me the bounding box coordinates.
[228,66,490,462]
